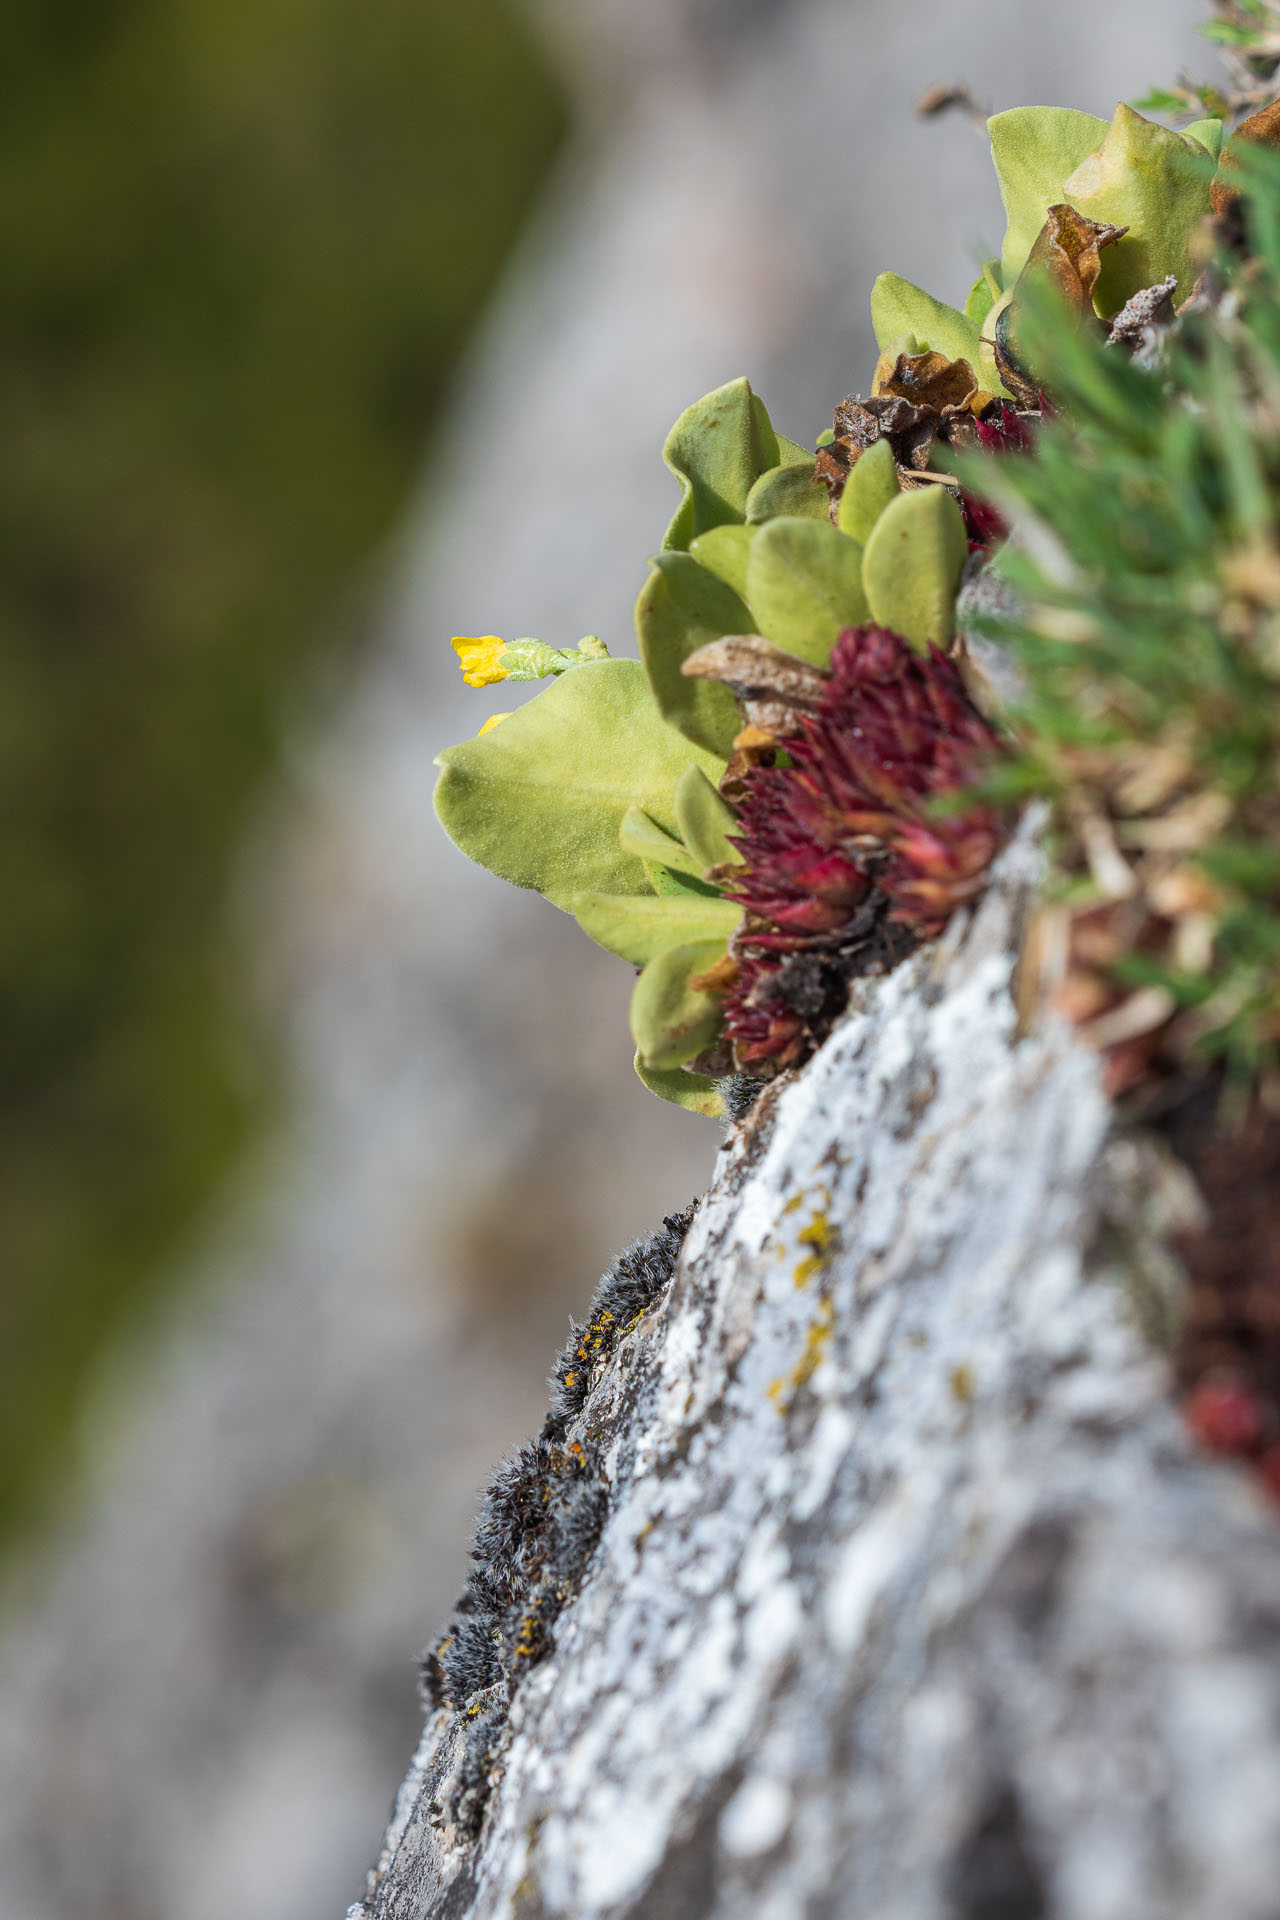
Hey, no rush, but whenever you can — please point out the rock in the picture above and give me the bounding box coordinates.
[355,822,1280,1920]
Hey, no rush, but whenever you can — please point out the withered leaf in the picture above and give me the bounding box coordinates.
[871,347,982,411]
[682,634,829,738]
[719,724,782,807]
[994,203,1126,403]
[1026,203,1128,316]
[1211,97,1280,218]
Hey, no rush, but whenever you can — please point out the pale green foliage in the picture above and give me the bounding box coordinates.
[434,659,725,910]
[862,487,968,649]
[635,552,750,759]
[870,273,1002,390]
[569,891,740,965]
[661,377,781,550]
[618,806,705,878]
[1184,117,1225,158]
[745,460,829,523]
[435,95,1280,1117]
[837,438,900,542]
[630,939,729,1070]
[745,518,869,665]
[675,765,742,872]
[1062,104,1214,308]
[988,105,1109,282]
[689,523,755,599]
[633,1052,725,1117]
[963,258,1004,328]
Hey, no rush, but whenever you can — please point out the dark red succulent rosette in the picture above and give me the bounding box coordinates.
[959,400,1042,549]
[720,627,1008,1075]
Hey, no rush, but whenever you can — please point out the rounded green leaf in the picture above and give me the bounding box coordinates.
[836,437,900,544]
[645,862,723,900]
[745,517,870,667]
[631,937,728,1070]
[571,890,740,965]
[964,270,996,329]
[689,523,756,601]
[964,257,1003,330]
[1185,118,1224,160]
[675,764,741,872]
[861,486,968,652]
[1062,103,1214,311]
[745,459,827,524]
[434,659,725,910]
[870,273,990,375]
[636,551,751,759]
[988,105,1108,284]
[661,377,780,550]
[633,1050,724,1118]
[775,432,812,465]
[619,804,704,878]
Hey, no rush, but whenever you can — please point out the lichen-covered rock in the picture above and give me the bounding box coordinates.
[354,822,1280,1920]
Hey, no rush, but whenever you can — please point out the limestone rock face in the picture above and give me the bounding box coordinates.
[356,828,1280,1920]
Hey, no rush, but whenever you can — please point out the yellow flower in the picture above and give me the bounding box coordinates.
[451,635,510,688]
[477,711,511,737]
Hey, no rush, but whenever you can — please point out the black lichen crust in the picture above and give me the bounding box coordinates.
[548,1205,695,1426]
[419,1206,695,1838]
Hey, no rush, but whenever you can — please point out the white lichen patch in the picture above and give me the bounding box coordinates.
[360,822,1280,1920]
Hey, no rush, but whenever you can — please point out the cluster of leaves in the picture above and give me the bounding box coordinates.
[436,376,976,1116]
[435,98,1261,1118]
[963,140,1280,1098]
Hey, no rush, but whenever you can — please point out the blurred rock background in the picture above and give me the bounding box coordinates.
[0,3,1209,1916]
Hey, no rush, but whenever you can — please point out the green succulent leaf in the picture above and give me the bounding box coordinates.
[675,764,742,872]
[1185,117,1224,160]
[836,437,900,544]
[631,937,728,1069]
[870,273,991,378]
[661,377,781,551]
[434,660,725,911]
[745,517,870,667]
[744,459,828,523]
[635,551,752,759]
[776,432,812,464]
[861,485,968,651]
[645,862,723,899]
[618,804,704,878]
[988,105,1109,283]
[570,890,740,965]
[633,1051,725,1118]
[689,522,756,601]
[964,270,996,329]
[1063,103,1214,310]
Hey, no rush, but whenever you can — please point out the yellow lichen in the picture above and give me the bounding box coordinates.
[768,1297,835,1412]
[793,1208,838,1287]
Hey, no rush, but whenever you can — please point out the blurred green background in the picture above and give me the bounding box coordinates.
[0,0,564,1542]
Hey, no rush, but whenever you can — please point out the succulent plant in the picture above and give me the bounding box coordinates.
[434,97,1278,1119]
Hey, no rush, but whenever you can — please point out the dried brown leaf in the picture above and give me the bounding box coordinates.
[1212,96,1280,217]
